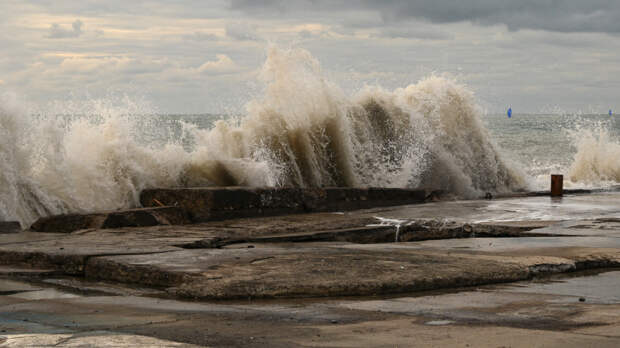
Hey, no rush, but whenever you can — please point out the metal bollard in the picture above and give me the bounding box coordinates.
[551,174,563,197]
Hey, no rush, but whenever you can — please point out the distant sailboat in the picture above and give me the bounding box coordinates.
[507,107,512,118]
[610,109,613,116]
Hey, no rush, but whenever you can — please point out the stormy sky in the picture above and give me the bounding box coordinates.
[1,0,618,114]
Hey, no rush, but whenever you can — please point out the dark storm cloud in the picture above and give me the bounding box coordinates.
[230,0,620,33]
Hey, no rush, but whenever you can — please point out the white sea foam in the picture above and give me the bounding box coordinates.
[0,47,529,227]
[568,127,620,185]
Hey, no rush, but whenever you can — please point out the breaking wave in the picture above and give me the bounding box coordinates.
[569,127,620,185]
[0,47,528,227]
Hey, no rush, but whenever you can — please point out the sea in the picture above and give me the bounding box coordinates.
[2,48,619,227]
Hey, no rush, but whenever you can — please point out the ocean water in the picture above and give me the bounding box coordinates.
[2,47,619,227]
[483,113,620,189]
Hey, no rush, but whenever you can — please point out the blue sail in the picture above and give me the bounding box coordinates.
[610,109,613,116]
[507,107,512,118]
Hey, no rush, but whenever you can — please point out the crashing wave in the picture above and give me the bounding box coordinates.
[0,47,528,226]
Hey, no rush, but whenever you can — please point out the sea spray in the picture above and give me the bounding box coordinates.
[0,92,189,226]
[0,93,72,226]
[569,127,620,184]
[0,47,529,227]
[187,47,527,194]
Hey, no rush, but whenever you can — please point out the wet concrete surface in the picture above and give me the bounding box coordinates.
[384,236,620,252]
[376,192,620,223]
[503,270,620,304]
[1,192,620,346]
[0,270,619,347]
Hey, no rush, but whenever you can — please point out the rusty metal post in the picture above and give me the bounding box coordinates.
[551,174,563,197]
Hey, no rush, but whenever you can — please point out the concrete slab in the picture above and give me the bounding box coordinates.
[87,244,586,299]
[2,270,620,347]
[0,192,619,301]
[0,228,193,275]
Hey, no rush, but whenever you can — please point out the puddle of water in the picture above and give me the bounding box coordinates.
[505,270,620,304]
[412,236,620,251]
[8,288,80,300]
[425,320,454,326]
[381,192,620,224]
[0,279,42,293]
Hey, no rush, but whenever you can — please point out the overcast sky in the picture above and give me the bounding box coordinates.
[1,0,618,114]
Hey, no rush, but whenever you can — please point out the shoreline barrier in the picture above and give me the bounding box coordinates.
[29,185,620,233]
[139,187,428,222]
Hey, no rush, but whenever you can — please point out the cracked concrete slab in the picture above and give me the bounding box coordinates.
[2,270,620,347]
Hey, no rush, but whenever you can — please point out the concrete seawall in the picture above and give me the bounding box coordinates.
[29,185,620,233]
[140,187,428,222]
[29,187,426,233]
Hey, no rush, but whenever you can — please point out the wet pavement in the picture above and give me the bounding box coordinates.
[1,192,620,346]
[377,192,620,223]
[0,269,619,347]
[503,270,620,304]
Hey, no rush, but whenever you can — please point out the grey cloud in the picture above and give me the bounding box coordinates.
[230,0,620,33]
[184,31,219,41]
[225,22,260,40]
[298,30,314,38]
[370,1,620,33]
[378,25,453,40]
[298,29,332,39]
[47,19,83,38]
[2,0,619,114]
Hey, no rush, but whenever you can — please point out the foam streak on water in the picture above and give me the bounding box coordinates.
[1,47,528,226]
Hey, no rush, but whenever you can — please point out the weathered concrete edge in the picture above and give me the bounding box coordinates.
[179,253,620,299]
[0,250,87,275]
[175,221,559,249]
[30,206,189,233]
[86,251,620,300]
[140,187,428,223]
[0,247,618,299]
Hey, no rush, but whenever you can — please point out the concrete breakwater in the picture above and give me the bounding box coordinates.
[28,185,620,233]
[140,187,427,221]
[31,187,427,232]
